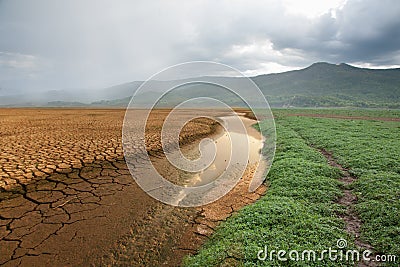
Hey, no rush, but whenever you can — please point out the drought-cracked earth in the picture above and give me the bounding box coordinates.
[0,108,266,266]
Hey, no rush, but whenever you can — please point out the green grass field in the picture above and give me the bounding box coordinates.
[183,109,400,266]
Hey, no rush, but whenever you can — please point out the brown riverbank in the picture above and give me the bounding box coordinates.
[0,108,266,266]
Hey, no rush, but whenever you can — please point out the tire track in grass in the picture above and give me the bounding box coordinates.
[318,149,377,267]
[283,114,400,266]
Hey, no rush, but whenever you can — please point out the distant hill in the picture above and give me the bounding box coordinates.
[94,62,400,108]
[1,62,399,108]
[252,62,400,108]
[46,101,89,107]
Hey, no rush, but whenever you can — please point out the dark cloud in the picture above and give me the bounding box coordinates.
[0,0,399,93]
[268,0,400,64]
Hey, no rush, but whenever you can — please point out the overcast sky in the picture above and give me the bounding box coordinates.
[0,0,400,92]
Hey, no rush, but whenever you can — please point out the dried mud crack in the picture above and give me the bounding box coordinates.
[319,149,377,267]
[0,108,266,267]
[105,164,267,266]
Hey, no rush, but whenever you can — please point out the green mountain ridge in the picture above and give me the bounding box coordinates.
[14,62,398,108]
[252,62,400,107]
[93,62,400,108]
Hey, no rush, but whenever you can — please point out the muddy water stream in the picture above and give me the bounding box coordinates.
[163,114,265,207]
[187,115,264,186]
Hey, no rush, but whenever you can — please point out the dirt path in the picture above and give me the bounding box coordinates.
[319,149,377,267]
[286,113,400,122]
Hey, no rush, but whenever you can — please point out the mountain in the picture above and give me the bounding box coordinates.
[97,62,400,108]
[252,62,400,107]
[1,62,400,108]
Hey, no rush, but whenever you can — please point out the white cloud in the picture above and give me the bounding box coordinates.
[282,0,347,18]
[351,62,400,69]
[0,52,39,70]
[223,39,308,74]
[242,62,301,76]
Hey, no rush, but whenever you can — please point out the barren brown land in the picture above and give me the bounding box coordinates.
[0,108,265,266]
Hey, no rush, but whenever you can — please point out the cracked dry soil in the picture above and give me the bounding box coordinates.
[0,108,266,267]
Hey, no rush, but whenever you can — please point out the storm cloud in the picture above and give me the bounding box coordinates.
[0,0,399,92]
